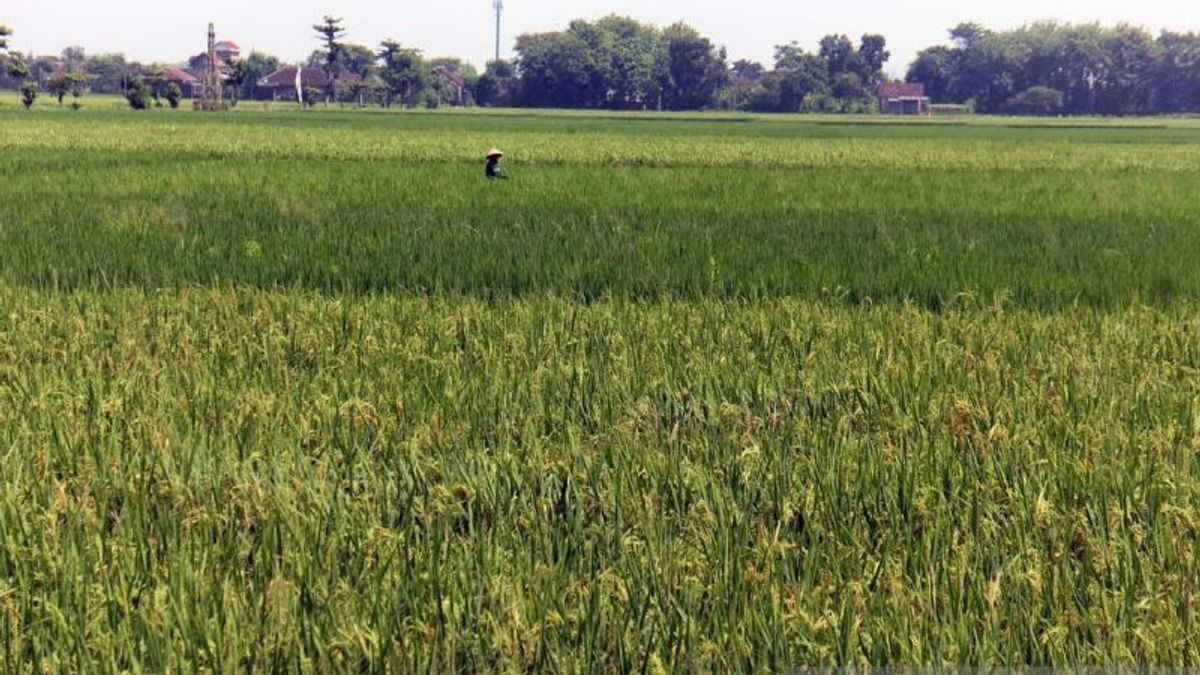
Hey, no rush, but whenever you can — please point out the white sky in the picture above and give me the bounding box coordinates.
[4,0,1197,76]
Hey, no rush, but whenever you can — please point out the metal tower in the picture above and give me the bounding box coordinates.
[195,22,227,110]
[493,0,503,63]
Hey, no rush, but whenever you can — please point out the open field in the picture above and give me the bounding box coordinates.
[1,106,1199,669]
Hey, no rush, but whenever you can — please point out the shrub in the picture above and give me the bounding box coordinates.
[1004,86,1065,116]
[19,79,37,109]
[166,83,182,109]
[125,78,151,110]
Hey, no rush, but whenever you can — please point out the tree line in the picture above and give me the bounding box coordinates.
[909,22,1200,116]
[5,17,1200,115]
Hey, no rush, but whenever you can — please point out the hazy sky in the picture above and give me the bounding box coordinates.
[4,1,1197,76]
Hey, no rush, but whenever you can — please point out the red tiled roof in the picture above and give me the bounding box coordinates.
[214,41,240,52]
[258,67,331,88]
[161,67,199,84]
[878,82,925,99]
[433,65,465,88]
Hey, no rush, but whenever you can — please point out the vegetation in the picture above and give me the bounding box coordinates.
[909,22,1200,115]
[2,88,1200,670]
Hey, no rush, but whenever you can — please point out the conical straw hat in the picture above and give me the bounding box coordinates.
[486,148,504,159]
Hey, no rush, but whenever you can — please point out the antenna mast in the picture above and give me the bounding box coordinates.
[493,0,503,63]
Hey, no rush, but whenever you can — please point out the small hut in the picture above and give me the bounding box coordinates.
[877,82,931,116]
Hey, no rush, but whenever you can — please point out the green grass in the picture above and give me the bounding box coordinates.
[1,104,1199,669]
[3,107,1200,307]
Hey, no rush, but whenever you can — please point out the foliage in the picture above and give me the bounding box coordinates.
[475,59,518,107]
[511,16,726,110]
[240,50,281,100]
[745,35,888,113]
[908,21,1190,115]
[19,78,36,108]
[166,83,182,109]
[1004,86,1065,116]
[124,76,150,109]
[377,40,428,107]
[312,15,347,80]
[0,23,10,52]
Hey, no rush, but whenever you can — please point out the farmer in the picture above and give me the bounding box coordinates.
[485,148,507,180]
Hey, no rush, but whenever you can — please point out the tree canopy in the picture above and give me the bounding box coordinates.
[907,22,1197,115]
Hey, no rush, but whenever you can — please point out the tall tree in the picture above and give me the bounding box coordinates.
[771,42,829,111]
[0,24,11,52]
[239,51,280,100]
[313,16,347,80]
[818,34,859,77]
[907,46,956,102]
[60,46,86,73]
[475,59,518,107]
[377,39,428,107]
[660,23,728,110]
[514,31,598,108]
[857,34,890,86]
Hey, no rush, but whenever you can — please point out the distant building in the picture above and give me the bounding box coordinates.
[158,67,201,97]
[433,65,468,106]
[256,67,332,101]
[877,82,930,116]
[188,36,240,80]
[213,41,241,62]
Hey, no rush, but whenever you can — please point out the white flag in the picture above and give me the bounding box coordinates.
[295,64,303,104]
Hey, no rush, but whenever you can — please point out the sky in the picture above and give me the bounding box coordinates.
[3,0,1198,76]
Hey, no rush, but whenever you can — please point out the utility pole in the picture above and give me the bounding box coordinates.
[493,0,503,63]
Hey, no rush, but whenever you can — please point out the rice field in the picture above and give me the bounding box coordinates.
[1,104,1198,670]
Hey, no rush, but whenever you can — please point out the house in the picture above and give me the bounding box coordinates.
[214,41,241,62]
[158,67,201,97]
[877,82,930,116]
[187,36,240,80]
[433,65,468,106]
[256,67,332,101]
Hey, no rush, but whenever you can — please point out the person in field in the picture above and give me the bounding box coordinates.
[485,149,507,180]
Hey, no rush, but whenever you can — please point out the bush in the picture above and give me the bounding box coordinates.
[166,83,182,109]
[125,78,151,110]
[19,80,37,109]
[1004,86,1065,116]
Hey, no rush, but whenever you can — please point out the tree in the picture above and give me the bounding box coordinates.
[313,16,346,80]
[514,31,599,108]
[166,83,182,109]
[1157,31,1200,113]
[377,40,428,107]
[857,34,890,87]
[46,74,69,106]
[818,34,859,77]
[240,51,280,100]
[67,72,95,109]
[0,24,11,52]
[475,59,518,107]
[660,23,728,110]
[60,46,87,73]
[730,59,765,108]
[226,58,248,104]
[1004,85,1064,115]
[340,44,377,78]
[771,43,829,111]
[125,77,150,109]
[84,53,134,94]
[146,69,168,106]
[20,80,37,108]
[907,46,956,102]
